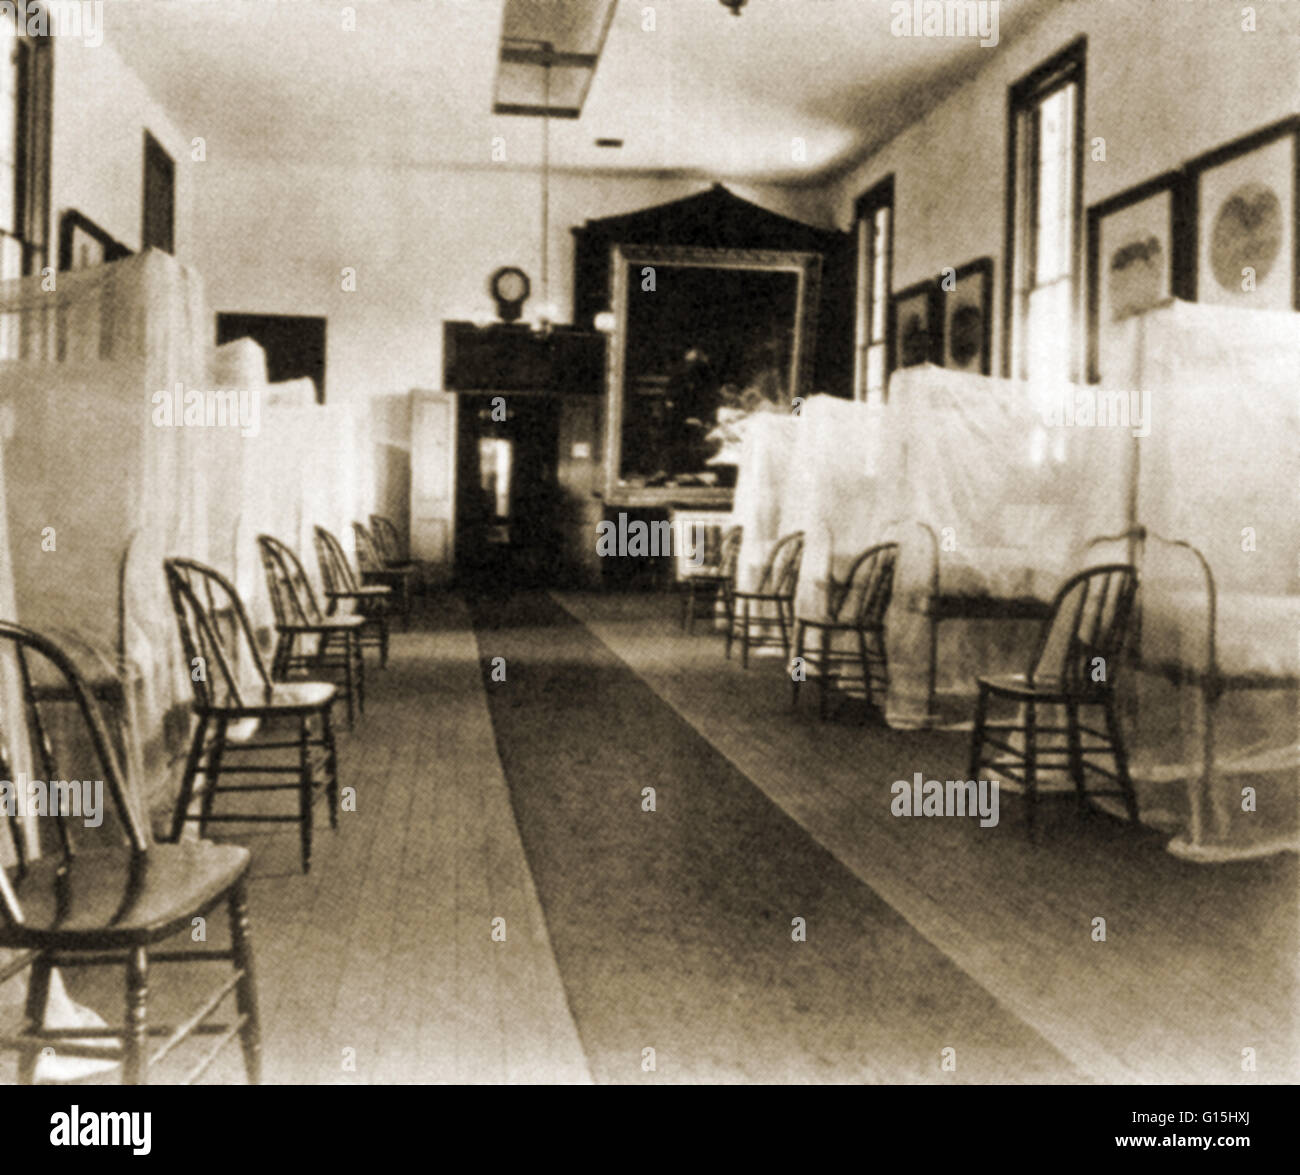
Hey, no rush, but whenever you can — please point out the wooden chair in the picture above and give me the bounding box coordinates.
[165,557,341,874]
[726,531,804,668]
[0,621,262,1084]
[792,541,897,719]
[968,563,1141,830]
[257,534,365,727]
[681,525,743,634]
[314,524,391,669]
[354,521,414,630]
[369,514,412,567]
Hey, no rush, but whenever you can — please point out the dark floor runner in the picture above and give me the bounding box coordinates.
[469,590,1082,1084]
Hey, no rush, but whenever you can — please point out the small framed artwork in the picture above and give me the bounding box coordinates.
[941,257,993,374]
[58,210,132,272]
[1187,116,1299,311]
[890,279,942,369]
[1086,172,1185,383]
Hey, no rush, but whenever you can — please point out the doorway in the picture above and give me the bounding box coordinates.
[455,394,562,589]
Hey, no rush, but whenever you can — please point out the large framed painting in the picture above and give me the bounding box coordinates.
[1188,116,1299,311]
[941,257,993,374]
[1086,173,1184,383]
[603,243,822,507]
[890,279,942,370]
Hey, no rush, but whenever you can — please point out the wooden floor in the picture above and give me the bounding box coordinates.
[1,595,590,1085]
[559,590,1299,1085]
[3,587,1294,1084]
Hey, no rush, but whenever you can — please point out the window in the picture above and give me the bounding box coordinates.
[0,8,52,280]
[1005,39,1085,383]
[142,131,175,255]
[853,176,893,403]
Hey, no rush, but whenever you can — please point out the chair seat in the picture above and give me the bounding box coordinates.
[2,842,251,950]
[797,616,884,634]
[207,679,338,716]
[977,672,1109,703]
[732,589,792,602]
[327,585,390,599]
[279,615,366,633]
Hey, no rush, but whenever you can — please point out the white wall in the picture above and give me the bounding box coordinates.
[50,37,193,262]
[828,0,1300,375]
[189,159,833,418]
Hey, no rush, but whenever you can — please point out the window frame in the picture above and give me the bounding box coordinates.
[1,9,53,278]
[1002,37,1086,380]
[852,173,894,402]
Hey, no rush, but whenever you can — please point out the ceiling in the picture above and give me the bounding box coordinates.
[106,0,1055,183]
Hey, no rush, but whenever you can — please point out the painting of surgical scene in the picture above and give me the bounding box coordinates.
[619,264,800,486]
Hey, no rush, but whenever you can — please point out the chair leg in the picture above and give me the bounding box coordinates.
[322,703,339,831]
[123,947,149,1085]
[1066,700,1087,812]
[298,714,314,874]
[16,953,52,1085]
[355,631,365,715]
[968,684,988,782]
[790,623,804,709]
[342,632,356,730]
[817,626,831,721]
[379,614,389,669]
[170,714,209,843]
[1104,695,1140,823]
[682,581,693,633]
[857,629,872,711]
[228,879,262,1084]
[724,595,735,659]
[776,598,791,661]
[198,716,229,841]
[1023,701,1038,833]
[740,599,751,669]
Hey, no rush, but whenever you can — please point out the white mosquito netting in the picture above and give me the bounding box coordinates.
[0,251,375,829]
[728,300,1296,861]
[1095,299,1300,861]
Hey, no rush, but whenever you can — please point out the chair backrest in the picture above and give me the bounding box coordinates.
[352,522,383,574]
[257,534,325,628]
[758,531,804,597]
[164,557,274,712]
[370,514,403,564]
[832,542,898,627]
[718,526,743,581]
[314,525,360,596]
[1030,563,1139,693]
[0,621,147,930]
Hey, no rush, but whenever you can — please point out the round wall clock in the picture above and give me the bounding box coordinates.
[490,266,531,322]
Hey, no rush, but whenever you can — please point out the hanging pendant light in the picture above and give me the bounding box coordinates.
[719,0,748,15]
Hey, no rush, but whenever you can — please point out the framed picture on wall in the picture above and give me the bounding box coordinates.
[57,210,132,272]
[890,279,942,369]
[1085,172,1185,383]
[941,257,993,374]
[1188,116,1299,312]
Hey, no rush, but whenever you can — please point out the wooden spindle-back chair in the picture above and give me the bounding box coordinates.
[165,557,342,873]
[0,620,261,1084]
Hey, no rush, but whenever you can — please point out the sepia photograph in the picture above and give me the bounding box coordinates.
[0,0,1295,1146]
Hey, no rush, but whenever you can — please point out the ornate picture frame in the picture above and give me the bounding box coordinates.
[603,243,822,506]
